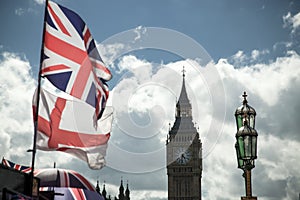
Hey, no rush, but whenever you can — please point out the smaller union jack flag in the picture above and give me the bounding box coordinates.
[35,168,96,191]
[41,1,111,121]
[1,158,32,173]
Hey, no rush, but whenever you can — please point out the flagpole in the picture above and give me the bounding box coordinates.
[29,0,49,196]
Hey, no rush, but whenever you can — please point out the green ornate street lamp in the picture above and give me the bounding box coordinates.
[234,92,258,200]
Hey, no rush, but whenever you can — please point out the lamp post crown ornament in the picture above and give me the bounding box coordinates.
[236,91,256,114]
[242,91,248,105]
[235,91,256,130]
[242,91,247,103]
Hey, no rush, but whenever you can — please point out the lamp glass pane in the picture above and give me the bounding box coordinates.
[238,137,245,158]
[250,115,255,128]
[244,135,252,158]
[252,136,257,158]
[237,115,243,129]
[235,143,240,158]
[235,143,244,168]
[238,158,244,168]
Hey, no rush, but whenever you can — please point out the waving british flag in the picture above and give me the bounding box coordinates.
[33,1,113,169]
[41,1,111,120]
[33,87,113,169]
[2,158,32,173]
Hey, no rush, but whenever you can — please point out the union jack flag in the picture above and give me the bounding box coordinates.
[1,158,32,173]
[34,168,96,191]
[41,1,111,120]
[33,87,113,169]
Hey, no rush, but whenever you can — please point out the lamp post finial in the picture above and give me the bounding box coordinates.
[242,91,248,104]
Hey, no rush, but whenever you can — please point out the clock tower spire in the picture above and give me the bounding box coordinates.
[167,68,202,200]
[175,67,192,118]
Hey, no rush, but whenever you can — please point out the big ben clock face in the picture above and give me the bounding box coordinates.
[174,147,192,165]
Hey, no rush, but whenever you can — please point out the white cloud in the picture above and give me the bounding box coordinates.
[0,52,35,159]
[259,135,300,181]
[132,190,167,200]
[232,50,246,63]
[0,51,86,169]
[34,0,44,5]
[218,51,300,106]
[134,26,147,42]
[283,12,300,33]
[97,43,127,69]
[202,123,241,199]
[230,49,270,66]
[15,7,38,16]
[118,55,152,78]
[97,26,147,70]
[110,57,214,138]
[273,41,293,51]
[210,51,300,200]
[251,49,260,60]
[15,8,26,16]
[251,49,269,60]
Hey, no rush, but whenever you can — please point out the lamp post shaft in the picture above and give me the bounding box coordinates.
[241,169,257,200]
[245,169,252,197]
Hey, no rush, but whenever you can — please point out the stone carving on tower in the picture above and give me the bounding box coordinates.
[166,68,202,200]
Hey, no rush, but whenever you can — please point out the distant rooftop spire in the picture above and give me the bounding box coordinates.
[120,178,124,190]
[102,181,107,198]
[125,180,130,199]
[96,180,100,194]
[119,178,124,199]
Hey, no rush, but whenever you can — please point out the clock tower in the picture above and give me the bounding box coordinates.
[166,70,202,200]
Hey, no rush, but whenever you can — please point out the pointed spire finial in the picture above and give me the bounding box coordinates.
[120,177,124,188]
[102,181,107,198]
[96,180,100,194]
[182,66,186,77]
[125,180,130,198]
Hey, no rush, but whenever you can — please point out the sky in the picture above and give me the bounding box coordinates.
[0,0,300,199]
